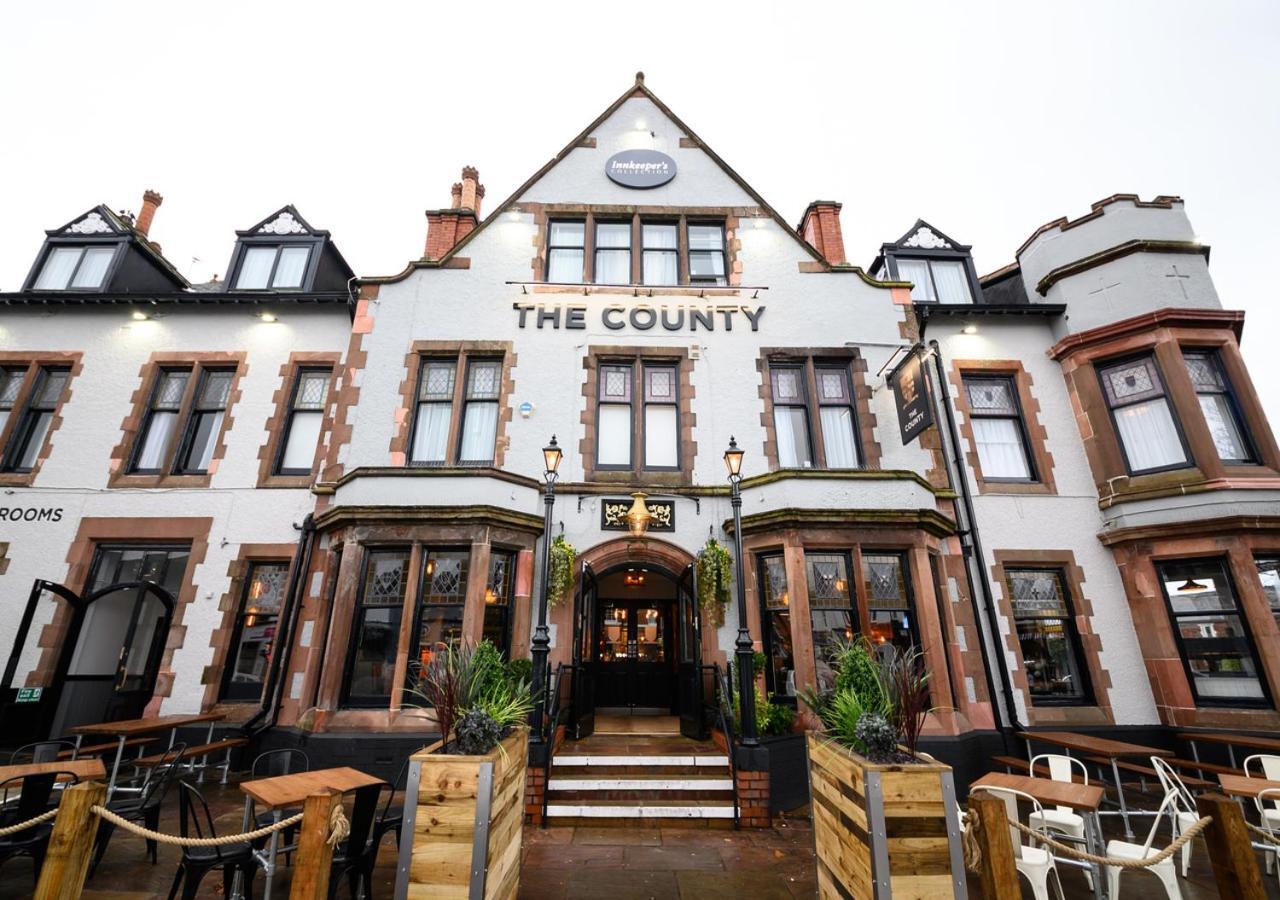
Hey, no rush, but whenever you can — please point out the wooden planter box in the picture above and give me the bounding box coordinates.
[396,726,529,899]
[806,732,966,899]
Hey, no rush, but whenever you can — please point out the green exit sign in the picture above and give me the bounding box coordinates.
[15,687,42,703]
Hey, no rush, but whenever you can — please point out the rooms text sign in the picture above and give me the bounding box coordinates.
[513,302,765,332]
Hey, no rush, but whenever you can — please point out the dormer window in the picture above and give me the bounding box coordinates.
[896,257,972,304]
[234,244,311,290]
[33,245,116,291]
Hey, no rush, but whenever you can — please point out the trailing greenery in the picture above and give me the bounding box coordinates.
[802,636,935,763]
[548,535,576,607]
[505,657,533,686]
[733,688,795,737]
[695,538,733,627]
[406,639,534,755]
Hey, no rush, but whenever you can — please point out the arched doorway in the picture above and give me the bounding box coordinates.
[570,538,704,740]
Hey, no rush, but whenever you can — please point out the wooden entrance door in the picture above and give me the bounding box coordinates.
[593,598,675,711]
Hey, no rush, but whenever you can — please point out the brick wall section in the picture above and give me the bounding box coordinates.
[798,201,846,265]
[524,767,546,826]
[736,769,771,827]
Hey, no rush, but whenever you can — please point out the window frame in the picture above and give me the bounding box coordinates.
[861,550,923,653]
[892,255,975,305]
[1004,566,1094,707]
[756,552,796,702]
[595,361,636,472]
[592,219,633,286]
[1182,347,1257,465]
[408,546,473,675]
[171,368,235,476]
[0,365,70,473]
[1156,556,1272,709]
[770,363,815,469]
[231,242,315,291]
[341,546,412,709]
[592,356,683,476]
[219,560,291,703]
[640,220,680,287]
[805,550,859,683]
[766,357,865,471]
[1096,352,1194,476]
[31,243,122,292]
[483,548,518,657]
[542,214,728,287]
[406,352,506,468]
[640,362,680,472]
[545,219,586,284]
[686,220,728,286]
[273,367,332,476]
[456,358,503,466]
[962,373,1039,483]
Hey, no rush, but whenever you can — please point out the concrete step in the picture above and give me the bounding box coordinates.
[553,754,730,768]
[545,799,736,822]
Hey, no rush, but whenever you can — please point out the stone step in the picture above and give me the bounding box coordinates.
[547,775,734,792]
[551,764,732,777]
[545,799,736,821]
[553,754,729,768]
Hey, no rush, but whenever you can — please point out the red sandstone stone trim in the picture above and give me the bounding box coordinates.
[949,359,1057,496]
[321,286,376,485]
[256,353,341,489]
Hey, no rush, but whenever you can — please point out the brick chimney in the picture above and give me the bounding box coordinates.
[798,200,846,265]
[424,166,485,260]
[135,189,163,239]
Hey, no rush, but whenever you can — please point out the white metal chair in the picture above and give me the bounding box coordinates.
[982,786,1066,900]
[1103,789,1183,900]
[1027,754,1093,888]
[1256,788,1280,888]
[1151,756,1200,877]
[1245,754,1280,874]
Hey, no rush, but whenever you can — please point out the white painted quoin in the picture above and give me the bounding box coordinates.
[3,76,1279,766]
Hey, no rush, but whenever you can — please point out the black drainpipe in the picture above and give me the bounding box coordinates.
[244,513,317,736]
[920,324,1025,745]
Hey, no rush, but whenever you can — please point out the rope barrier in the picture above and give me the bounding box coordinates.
[1246,821,1280,847]
[0,807,59,837]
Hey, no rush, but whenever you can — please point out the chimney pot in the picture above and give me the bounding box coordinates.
[450,183,463,209]
[425,167,484,259]
[135,189,163,238]
[459,166,482,214]
[799,200,847,266]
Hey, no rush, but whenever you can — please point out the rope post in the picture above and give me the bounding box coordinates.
[968,791,1020,900]
[289,790,343,900]
[1196,792,1266,899]
[34,780,107,900]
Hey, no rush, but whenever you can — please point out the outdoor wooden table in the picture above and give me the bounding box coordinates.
[1017,730,1171,839]
[0,757,106,784]
[69,713,224,798]
[973,771,1106,900]
[1217,772,1280,800]
[239,767,385,900]
[1179,730,1280,770]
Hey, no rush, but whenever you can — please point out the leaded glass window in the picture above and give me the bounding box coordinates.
[963,375,1034,480]
[277,368,330,474]
[222,561,290,701]
[758,555,795,697]
[863,553,918,653]
[345,549,410,706]
[1006,568,1090,704]
[1183,350,1253,463]
[1,366,69,473]
[1098,356,1189,473]
[806,553,854,687]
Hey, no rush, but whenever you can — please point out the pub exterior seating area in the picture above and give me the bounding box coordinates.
[5,73,1280,897]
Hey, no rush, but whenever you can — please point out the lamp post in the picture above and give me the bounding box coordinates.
[530,435,562,745]
[724,436,758,746]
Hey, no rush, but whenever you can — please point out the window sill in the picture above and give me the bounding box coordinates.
[257,473,315,490]
[521,282,745,297]
[0,471,39,488]
[977,481,1055,496]
[108,472,214,490]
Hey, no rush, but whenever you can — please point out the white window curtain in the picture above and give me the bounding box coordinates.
[272,246,310,288]
[643,251,678,285]
[459,402,499,462]
[595,223,631,284]
[598,405,631,465]
[1115,398,1187,471]
[1198,394,1248,461]
[412,404,452,463]
[71,247,115,289]
[548,249,583,283]
[820,407,859,468]
[774,407,812,467]
[135,411,179,470]
[931,260,972,303]
[645,406,678,467]
[281,411,323,470]
[191,411,225,471]
[236,247,276,289]
[972,417,1031,478]
[14,413,53,469]
[896,258,934,302]
[34,247,81,290]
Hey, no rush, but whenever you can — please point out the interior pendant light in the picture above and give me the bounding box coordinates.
[624,491,652,538]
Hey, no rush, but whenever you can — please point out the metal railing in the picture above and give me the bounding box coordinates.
[540,662,575,827]
[702,662,740,829]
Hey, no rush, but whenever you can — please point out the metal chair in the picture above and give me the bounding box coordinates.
[90,744,186,876]
[0,771,79,887]
[1150,756,1200,877]
[1257,788,1280,888]
[1103,789,1183,900]
[1026,754,1092,888]
[250,749,311,858]
[6,740,79,765]
[168,781,258,900]
[372,756,410,851]
[982,786,1066,900]
[327,786,382,900]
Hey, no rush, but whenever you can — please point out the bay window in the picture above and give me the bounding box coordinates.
[484,550,516,655]
[863,553,919,653]
[758,554,795,698]
[412,550,470,671]
[895,257,972,304]
[275,368,330,475]
[1,366,70,473]
[1254,557,1280,630]
[963,375,1035,480]
[344,549,410,707]
[1005,568,1091,704]
[806,553,855,688]
[1183,350,1254,464]
[1157,558,1268,706]
[221,562,289,701]
[1098,355,1190,474]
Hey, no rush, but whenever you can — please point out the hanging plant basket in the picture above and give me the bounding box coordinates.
[696,538,733,627]
[548,535,576,608]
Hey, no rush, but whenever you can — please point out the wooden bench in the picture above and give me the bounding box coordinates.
[136,737,248,785]
[1084,755,1214,791]
[991,755,1091,784]
[1164,757,1242,778]
[57,737,153,760]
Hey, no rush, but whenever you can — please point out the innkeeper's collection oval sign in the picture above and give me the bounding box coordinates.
[605,149,677,189]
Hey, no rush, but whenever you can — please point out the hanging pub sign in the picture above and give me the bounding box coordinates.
[604,149,677,189]
[889,350,934,445]
[602,498,675,532]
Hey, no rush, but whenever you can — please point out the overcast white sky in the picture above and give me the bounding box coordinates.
[3,1,1278,422]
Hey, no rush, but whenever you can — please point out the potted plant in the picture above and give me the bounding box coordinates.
[696,537,733,627]
[548,535,576,608]
[396,640,534,899]
[800,638,966,899]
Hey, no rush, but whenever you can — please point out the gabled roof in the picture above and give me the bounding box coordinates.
[364,73,889,287]
[238,204,323,238]
[882,219,970,254]
[33,203,189,290]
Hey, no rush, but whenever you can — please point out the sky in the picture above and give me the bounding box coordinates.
[2,0,1278,422]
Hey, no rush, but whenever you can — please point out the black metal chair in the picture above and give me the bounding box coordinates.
[327,784,382,899]
[0,771,79,886]
[167,781,258,900]
[89,744,187,875]
[371,756,410,851]
[250,749,310,859]
[7,740,79,765]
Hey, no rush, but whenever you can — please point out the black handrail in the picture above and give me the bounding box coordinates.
[540,662,575,828]
[701,662,740,829]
